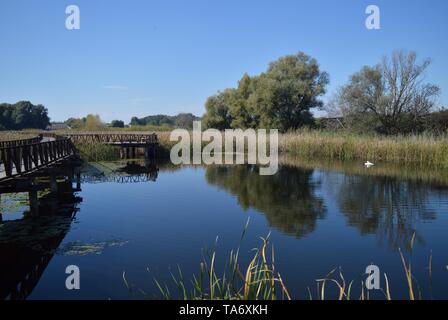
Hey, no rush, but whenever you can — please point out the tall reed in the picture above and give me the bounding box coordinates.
[280,130,448,168]
[124,224,435,300]
[75,142,118,162]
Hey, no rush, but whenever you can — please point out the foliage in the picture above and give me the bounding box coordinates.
[111,120,125,128]
[0,101,50,130]
[203,52,329,132]
[65,117,86,129]
[75,142,118,161]
[331,50,440,134]
[84,114,104,130]
[130,113,200,129]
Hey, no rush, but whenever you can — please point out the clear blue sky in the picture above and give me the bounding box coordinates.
[1,0,447,123]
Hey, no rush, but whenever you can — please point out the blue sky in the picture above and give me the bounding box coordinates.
[0,0,447,123]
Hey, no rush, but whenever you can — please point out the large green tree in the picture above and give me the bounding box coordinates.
[0,101,50,130]
[203,52,329,131]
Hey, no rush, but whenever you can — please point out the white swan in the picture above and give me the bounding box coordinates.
[364,161,374,168]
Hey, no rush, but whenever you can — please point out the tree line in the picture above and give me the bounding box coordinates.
[63,113,201,130]
[203,50,443,135]
[130,113,201,129]
[1,50,443,135]
[0,101,50,130]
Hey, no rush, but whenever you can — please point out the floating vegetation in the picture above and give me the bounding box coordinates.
[0,193,29,215]
[57,239,129,256]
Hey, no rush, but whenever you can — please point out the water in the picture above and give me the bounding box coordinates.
[1,159,448,300]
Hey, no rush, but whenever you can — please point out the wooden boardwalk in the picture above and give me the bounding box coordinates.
[0,136,77,182]
[0,133,158,183]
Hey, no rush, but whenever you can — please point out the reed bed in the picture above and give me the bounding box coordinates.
[75,142,118,162]
[280,130,448,169]
[0,132,37,141]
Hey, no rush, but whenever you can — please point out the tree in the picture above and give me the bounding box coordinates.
[175,113,200,129]
[111,120,125,128]
[250,53,329,131]
[85,114,103,130]
[65,117,86,129]
[0,101,50,130]
[334,51,440,134]
[202,52,329,132]
[203,90,233,130]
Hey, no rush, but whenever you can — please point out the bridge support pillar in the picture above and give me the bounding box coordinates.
[29,189,39,216]
[76,172,81,191]
[144,145,156,160]
[50,175,58,194]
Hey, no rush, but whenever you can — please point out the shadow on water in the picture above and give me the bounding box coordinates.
[0,182,81,300]
[0,160,160,300]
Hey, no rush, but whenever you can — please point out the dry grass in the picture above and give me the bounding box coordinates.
[280,130,448,168]
[0,131,37,141]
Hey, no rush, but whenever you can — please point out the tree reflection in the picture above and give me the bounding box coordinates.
[336,174,437,249]
[205,165,326,238]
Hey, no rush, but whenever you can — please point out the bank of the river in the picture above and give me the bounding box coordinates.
[154,130,448,169]
[279,131,448,169]
[4,129,448,168]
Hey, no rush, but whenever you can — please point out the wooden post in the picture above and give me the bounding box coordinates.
[50,175,58,193]
[76,171,81,191]
[29,189,39,216]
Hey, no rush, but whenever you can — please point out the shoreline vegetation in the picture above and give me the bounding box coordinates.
[124,222,431,300]
[79,129,448,169]
[3,129,448,169]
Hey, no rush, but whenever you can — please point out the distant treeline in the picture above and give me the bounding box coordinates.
[130,113,201,129]
[63,113,201,130]
[0,101,50,130]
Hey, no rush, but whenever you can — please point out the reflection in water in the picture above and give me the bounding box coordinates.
[0,161,159,300]
[0,183,81,300]
[206,165,326,238]
[335,174,438,249]
[1,158,447,299]
[205,161,444,250]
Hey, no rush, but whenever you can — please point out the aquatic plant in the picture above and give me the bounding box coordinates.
[123,223,436,300]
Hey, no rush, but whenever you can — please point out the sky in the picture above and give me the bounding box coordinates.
[0,0,447,123]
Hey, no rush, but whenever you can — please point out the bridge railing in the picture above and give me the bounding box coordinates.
[0,136,42,149]
[0,138,77,180]
[66,133,158,144]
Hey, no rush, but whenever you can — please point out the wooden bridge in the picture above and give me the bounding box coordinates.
[67,132,158,159]
[0,132,158,183]
[0,136,77,183]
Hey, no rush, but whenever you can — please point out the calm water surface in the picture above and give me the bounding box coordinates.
[1,160,447,299]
